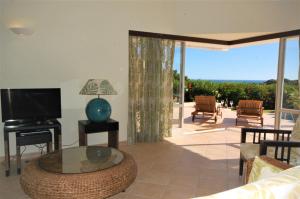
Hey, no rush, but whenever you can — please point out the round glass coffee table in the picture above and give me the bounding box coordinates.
[39,146,124,174]
[20,146,137,199]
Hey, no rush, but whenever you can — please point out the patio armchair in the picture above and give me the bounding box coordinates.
[236,100,264,126]
[239,127,295,176]
[191,95,220,123]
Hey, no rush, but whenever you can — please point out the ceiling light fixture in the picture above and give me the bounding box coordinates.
[9,26,34,36]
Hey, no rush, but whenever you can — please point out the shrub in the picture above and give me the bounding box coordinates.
[185,80,278,109]
[172,70,299,110]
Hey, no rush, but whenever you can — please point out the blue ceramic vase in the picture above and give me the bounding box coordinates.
[85,98,111,122]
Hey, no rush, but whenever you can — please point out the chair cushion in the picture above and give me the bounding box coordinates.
[291,119,300,141]
[248,156,284,183]
[240,143,260,160]
[241,143,276,160]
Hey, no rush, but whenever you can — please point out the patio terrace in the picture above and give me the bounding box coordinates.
[173,102,295,132]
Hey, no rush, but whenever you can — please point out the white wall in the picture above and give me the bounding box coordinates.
[0,0,300,157]
[0,2,4,156]
[0,0,176,156]
[0,2,3,84]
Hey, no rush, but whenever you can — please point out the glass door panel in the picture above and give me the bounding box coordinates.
[280,36,300,130]
[280,112,299,130]
[172,44,182,128]
[282,37,300,110]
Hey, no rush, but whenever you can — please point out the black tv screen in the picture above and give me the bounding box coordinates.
[1,88,61,122]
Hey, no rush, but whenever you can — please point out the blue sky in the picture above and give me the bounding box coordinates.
[173,39,298,80]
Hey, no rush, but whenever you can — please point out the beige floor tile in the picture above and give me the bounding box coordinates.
[110,192,157,199]
[162,185,196,199]
[127,182,166,198]
[173,165,202,176]
[107,192,128,199]
[169,173,199,188]
[196,178,227,197]
[150,162,177,174]
[124,194,156,199]
[137,169,172,185]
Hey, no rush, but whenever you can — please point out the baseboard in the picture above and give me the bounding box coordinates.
[0,151,42,162]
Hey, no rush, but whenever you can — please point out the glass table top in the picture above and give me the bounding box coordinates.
[39,146,124,174]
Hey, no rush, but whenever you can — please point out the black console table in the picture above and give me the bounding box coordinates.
[3,119,61,176]
[78,119,119,149]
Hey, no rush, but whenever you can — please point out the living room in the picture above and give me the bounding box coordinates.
[1,0,300,199]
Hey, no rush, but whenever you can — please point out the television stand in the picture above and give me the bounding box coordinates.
[3,119,61,176]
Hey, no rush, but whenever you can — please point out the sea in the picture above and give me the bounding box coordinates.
[199,79,265,84]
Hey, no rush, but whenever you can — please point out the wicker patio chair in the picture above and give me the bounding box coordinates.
[239,127,300,177]
[236,100,264,126]
[191,95,220,123]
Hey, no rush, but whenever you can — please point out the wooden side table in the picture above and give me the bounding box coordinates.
[78,119,119,149]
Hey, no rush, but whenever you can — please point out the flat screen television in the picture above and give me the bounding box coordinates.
[1,88,61,122]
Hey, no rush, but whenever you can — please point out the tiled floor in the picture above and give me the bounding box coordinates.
[110,127,243,199]
[0,126,243,199]
[0,104,295,198]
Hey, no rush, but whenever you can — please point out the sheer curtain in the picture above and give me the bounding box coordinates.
[128,36,175,144]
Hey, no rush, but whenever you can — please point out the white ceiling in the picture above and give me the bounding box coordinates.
[176,31,283,50]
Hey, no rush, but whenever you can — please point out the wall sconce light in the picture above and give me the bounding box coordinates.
[9,26,34,36]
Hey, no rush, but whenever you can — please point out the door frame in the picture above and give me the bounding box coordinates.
[275,36,300,129]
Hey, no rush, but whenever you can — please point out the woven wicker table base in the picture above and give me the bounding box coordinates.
[20,152,137,199]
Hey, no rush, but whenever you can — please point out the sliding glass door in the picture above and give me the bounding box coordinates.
[276,36,300,130]
[172,42,186,128]
[172,35,299,130]
[172,45,181,128]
